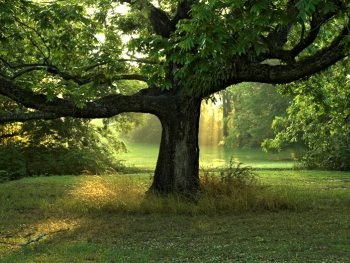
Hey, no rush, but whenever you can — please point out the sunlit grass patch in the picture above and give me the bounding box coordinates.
[0,216,82,257]
[45,171,349,216]
[33,218,81,236]
[65,175,149,213]
[70,176,118,204]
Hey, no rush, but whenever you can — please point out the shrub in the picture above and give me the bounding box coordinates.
[198,159,296,213]
[0,144,26,181]
[0,118,127,180]
[201,159,258,197]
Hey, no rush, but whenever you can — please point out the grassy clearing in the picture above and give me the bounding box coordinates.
[0,171,350,262]
[119,143,297,169]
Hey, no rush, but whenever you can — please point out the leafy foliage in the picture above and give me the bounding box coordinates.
[166,1,289,94]
[0,0,348,104]
[263,61,350,170]
[0,0,140,103]
[0,115,135,181]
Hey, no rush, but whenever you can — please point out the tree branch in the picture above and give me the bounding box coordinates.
[1,56,149,83]
[11,66,47,80]
[0,76,174,123]
[13,16,50,61]
[0,57,47,70]
[262,3,339,63]
[240,35,347,84]
[83,58,158,71]
[148,4,173,37]
[214,22,349,94]
[119,0,179,38]
[261,24,294,62]
[171,0,195,27]
[0,111,59,123]
[0,57,49,79]
[290,11,338,58]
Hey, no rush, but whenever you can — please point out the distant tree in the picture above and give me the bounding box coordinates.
[223,83,291,149]
[0,0,349,196]
[222,90,235,138]
[127,114,162,144]
[263,60,350,170]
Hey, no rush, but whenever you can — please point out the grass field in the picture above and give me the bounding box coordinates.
[1,170,350,262]
[119,143,297,169]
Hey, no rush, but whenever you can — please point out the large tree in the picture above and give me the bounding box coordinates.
[0,0,349,196]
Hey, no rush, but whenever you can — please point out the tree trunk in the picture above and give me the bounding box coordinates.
[149,97,202,197]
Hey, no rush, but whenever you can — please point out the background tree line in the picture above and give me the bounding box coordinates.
[224,61,349,170]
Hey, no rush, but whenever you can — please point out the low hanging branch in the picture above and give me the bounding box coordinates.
[0,111,59,123]
[0,75,175,123]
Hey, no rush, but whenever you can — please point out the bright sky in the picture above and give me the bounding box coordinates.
[114,4,129,14]
[90,3,129,44]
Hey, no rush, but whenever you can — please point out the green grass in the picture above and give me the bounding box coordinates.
[1,171,350,262]
[119,142,297,169]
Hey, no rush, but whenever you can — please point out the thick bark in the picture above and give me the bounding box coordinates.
[0,77,173,122]
[149,97,201,197]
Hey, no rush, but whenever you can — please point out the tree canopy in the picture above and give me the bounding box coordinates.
[0,0,349,195]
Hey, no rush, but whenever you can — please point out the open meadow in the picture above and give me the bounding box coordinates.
[1,170,349,262]
[119,143,298,170]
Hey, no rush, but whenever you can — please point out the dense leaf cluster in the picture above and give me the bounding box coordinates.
[263,61,350,170]
[0,115,130,181]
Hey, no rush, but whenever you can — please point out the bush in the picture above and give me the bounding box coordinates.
[302,143,350,171]
[201,159,258,197]
[0,118,128,180]
[0,144,26,181]
[197,159,296,213]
